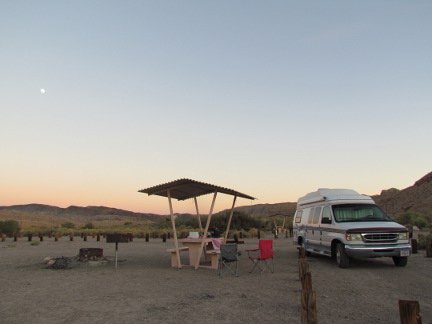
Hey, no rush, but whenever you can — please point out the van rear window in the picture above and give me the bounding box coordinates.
[294,210,303,223]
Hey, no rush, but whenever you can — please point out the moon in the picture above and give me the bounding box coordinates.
[40,88,46,94]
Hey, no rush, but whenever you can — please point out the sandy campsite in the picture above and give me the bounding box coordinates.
[0,235,431,324]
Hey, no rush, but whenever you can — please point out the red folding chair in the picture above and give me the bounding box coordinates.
[246,239,274,273]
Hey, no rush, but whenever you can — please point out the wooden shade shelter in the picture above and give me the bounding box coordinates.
[139,179,255,269]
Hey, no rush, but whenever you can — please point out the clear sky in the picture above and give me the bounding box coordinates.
[1,1,431,214]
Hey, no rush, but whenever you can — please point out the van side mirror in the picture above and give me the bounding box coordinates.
[321,217,332,224]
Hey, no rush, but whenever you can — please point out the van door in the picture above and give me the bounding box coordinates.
[320,205,333,254]
[308,206,322,249]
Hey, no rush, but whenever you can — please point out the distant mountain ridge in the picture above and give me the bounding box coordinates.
[1,171,431,221]
[0,204,162,222]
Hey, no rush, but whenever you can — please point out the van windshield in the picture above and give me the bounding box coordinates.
[332,204,392,223]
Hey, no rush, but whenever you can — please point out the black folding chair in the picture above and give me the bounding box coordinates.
[218,243,240,277]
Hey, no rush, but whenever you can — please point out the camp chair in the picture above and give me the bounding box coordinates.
[218,243,240,277]
[246,239,274,273]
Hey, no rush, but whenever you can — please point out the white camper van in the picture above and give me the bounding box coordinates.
[293,189,410,268]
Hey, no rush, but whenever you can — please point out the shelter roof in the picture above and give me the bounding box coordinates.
[138,178,255,201]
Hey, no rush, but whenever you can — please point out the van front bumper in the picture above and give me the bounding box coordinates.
[344,244,411,258]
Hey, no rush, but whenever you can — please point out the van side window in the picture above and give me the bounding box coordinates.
[321,206,332,224]
[307,207,314,224]
[312,207,322,224]
[294,210,303,223]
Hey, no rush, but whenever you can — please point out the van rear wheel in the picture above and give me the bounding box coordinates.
[392,256,408,267]
[336,243,350,268]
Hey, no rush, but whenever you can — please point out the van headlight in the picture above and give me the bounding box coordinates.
[346,233,362,241]
[398,232,408,240]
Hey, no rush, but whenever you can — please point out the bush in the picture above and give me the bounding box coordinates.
[62,222,75,229]
[418,233,432,250]
[397,212,431,229]
[0,220,20,235]
[82,222,94,229]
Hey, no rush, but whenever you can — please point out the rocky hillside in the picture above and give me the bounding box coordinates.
[372,171,432,217]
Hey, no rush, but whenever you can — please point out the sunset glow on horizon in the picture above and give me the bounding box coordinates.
[1,2,431,214]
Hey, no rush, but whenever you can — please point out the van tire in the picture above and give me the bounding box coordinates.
[392,256,408,267]
[336,243,350,268]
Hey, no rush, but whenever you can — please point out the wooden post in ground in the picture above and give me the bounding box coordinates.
[145,233,149,242]
[411,239,418,254]
[399,300,421,324]
[1,234,5,242]
[299,258,309,281]
[301,289,317,324]
[39,234,43,242]
[55,234,58,242]
[298,246,306,259]
[14,234,18,242]
[69,234,74,241]
[298,255,317,324]
[426,238,432,257]
[28,233,33,241]
[162,233,167,243]
[97,234,100,242]
[257,229,261,239]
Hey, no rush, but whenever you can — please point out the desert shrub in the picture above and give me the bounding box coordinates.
[418,233,432,250]
[211,211,262,231]
[62,222,75,229]
[0,220,20,235]
[82,222,94,229]
[397,212,431,229]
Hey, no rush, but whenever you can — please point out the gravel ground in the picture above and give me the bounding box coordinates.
[0,235,431,323]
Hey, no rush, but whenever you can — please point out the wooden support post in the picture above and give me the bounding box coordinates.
[1,234,5,242]
[195,191,217,269]
[128,233,133,242]
[145,233,149,242]
[167,232,171,239]
[14,234,18,242]
[69,234,74,241]
[55,235,58,242]
[83,234,87,242]
[162,233,167,243]
[39,234,43,242]
[168,190,182,269]
[399,300,422,324]
[257,230,261,239]
[97,234,100,242]
[194,197,203,232]
[28,233,33,241]
[224,195,237,241]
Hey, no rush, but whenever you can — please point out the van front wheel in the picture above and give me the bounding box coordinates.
[336,243,350,268]
[392,256,408,267]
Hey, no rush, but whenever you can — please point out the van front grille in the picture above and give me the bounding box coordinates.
[362,233,398,243]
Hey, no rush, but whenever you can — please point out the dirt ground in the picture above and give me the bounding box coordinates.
[0,235,431,324]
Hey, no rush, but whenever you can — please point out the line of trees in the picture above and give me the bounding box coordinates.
[0,220,20,235]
